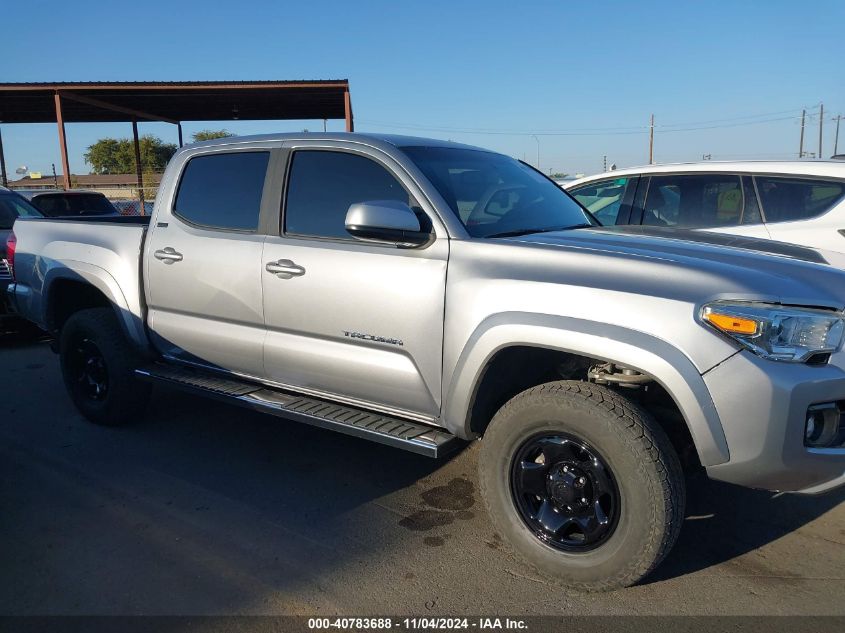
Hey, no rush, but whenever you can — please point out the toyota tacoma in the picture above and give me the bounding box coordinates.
[8,133,845,590]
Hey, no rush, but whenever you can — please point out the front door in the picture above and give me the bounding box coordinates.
[261,144,448,419]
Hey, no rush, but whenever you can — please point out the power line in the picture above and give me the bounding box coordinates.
[358,111,806,137]
[657,106,808,128]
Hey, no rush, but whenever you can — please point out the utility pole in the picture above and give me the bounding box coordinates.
[835,115,841,155]
[819,103,824,159]
[531,135,540,170]
[799,108,806,157]
[603,155,607,171]
[648,114,655,164]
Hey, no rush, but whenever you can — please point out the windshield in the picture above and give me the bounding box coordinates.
[402,146,593,238]
[0,193,44,229]
[33,193,117,216]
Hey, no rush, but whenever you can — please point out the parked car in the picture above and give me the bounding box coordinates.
[17,189,120,217]
[0,187,43,333]
[9,134,845,591]
[565,161,845,253]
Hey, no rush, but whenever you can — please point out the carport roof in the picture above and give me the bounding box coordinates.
[0,80,352,123]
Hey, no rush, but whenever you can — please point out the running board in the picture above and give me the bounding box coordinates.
[135,364,462,458]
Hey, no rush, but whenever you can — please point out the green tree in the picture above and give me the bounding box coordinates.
[191,129,234,142]
[550,172,569,179]
[84,135,177,174]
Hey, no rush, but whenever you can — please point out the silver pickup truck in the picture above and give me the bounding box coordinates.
[8,133,845,591]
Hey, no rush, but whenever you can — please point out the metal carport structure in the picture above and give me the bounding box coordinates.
[0,80,354,208]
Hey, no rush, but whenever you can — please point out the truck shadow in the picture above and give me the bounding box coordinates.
[645,472,845,584]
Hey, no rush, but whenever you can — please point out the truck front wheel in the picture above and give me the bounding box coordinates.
[479,380,685,591]
[60,308,151,426]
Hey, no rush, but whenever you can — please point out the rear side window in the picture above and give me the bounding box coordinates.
[174,152,269,230]
[285,150,414,239]
[569,177,633,225]
[643,174,749,228]
[755,176,845,223]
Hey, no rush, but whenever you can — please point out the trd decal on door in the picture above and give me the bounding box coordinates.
[343,331,404,346]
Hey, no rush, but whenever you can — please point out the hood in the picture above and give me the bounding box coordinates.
[498,224,845,310]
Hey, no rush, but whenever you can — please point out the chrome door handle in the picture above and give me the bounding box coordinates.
[154,247,183,264]
[265,259,306,279]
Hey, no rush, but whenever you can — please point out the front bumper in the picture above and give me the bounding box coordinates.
[704,349,845,494]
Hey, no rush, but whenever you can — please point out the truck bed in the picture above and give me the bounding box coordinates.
[9,216,149,344]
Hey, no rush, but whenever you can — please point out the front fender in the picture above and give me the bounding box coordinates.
[443,312,731,467]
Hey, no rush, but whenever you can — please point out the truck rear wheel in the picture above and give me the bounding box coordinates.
[479,380,685,591]
[60,308,151,426]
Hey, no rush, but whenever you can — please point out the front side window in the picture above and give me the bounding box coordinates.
[755,176,845,223]
[643,174,744,228]
[174,151,269,231]
[285,150,415,239]
[402,146,591,238]
[569,177,632,225]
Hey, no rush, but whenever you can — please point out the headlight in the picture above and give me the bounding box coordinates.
[700,301,845,362]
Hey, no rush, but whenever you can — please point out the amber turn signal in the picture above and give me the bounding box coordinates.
[704,312,759,335]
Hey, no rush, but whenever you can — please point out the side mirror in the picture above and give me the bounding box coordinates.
[345,200,430,247]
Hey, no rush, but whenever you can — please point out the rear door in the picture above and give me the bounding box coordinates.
[261,141,448,419]
[145,146,278,377]
[636,173,771,239]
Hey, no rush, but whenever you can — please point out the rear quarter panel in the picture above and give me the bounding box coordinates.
[11,218,149,347]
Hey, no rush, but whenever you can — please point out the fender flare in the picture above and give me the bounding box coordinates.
[443,312,730,467]
[42,260,149,351]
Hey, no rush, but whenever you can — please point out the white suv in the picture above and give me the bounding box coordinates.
[565,161,845,253]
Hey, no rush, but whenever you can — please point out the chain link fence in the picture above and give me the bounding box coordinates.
[104,186,158,216]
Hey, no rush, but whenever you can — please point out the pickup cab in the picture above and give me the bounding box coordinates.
[8,133,845,591]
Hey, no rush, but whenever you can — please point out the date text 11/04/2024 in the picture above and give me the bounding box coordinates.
[307,618,528,630]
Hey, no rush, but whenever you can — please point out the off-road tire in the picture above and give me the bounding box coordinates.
[60,307,151,426]
[479,380,685,591]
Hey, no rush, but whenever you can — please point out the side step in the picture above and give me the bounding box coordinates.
[135,364,462,458]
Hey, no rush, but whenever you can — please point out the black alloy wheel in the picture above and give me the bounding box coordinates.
[67,337,110,401]
[511,433,619,551]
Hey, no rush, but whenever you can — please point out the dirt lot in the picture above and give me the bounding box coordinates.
[2,340,844,616]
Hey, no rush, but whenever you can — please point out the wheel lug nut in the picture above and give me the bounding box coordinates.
[578,476,586,485]
[581,497,587,503]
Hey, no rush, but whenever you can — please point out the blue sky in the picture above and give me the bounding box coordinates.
[2,0,843,178]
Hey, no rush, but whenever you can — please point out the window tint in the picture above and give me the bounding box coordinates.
[569,178,632,225]
[643,174,745,228]
[285,150,413,239]
[174,152,269,230]
[0,193,43,229]
[755,176,845,223]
